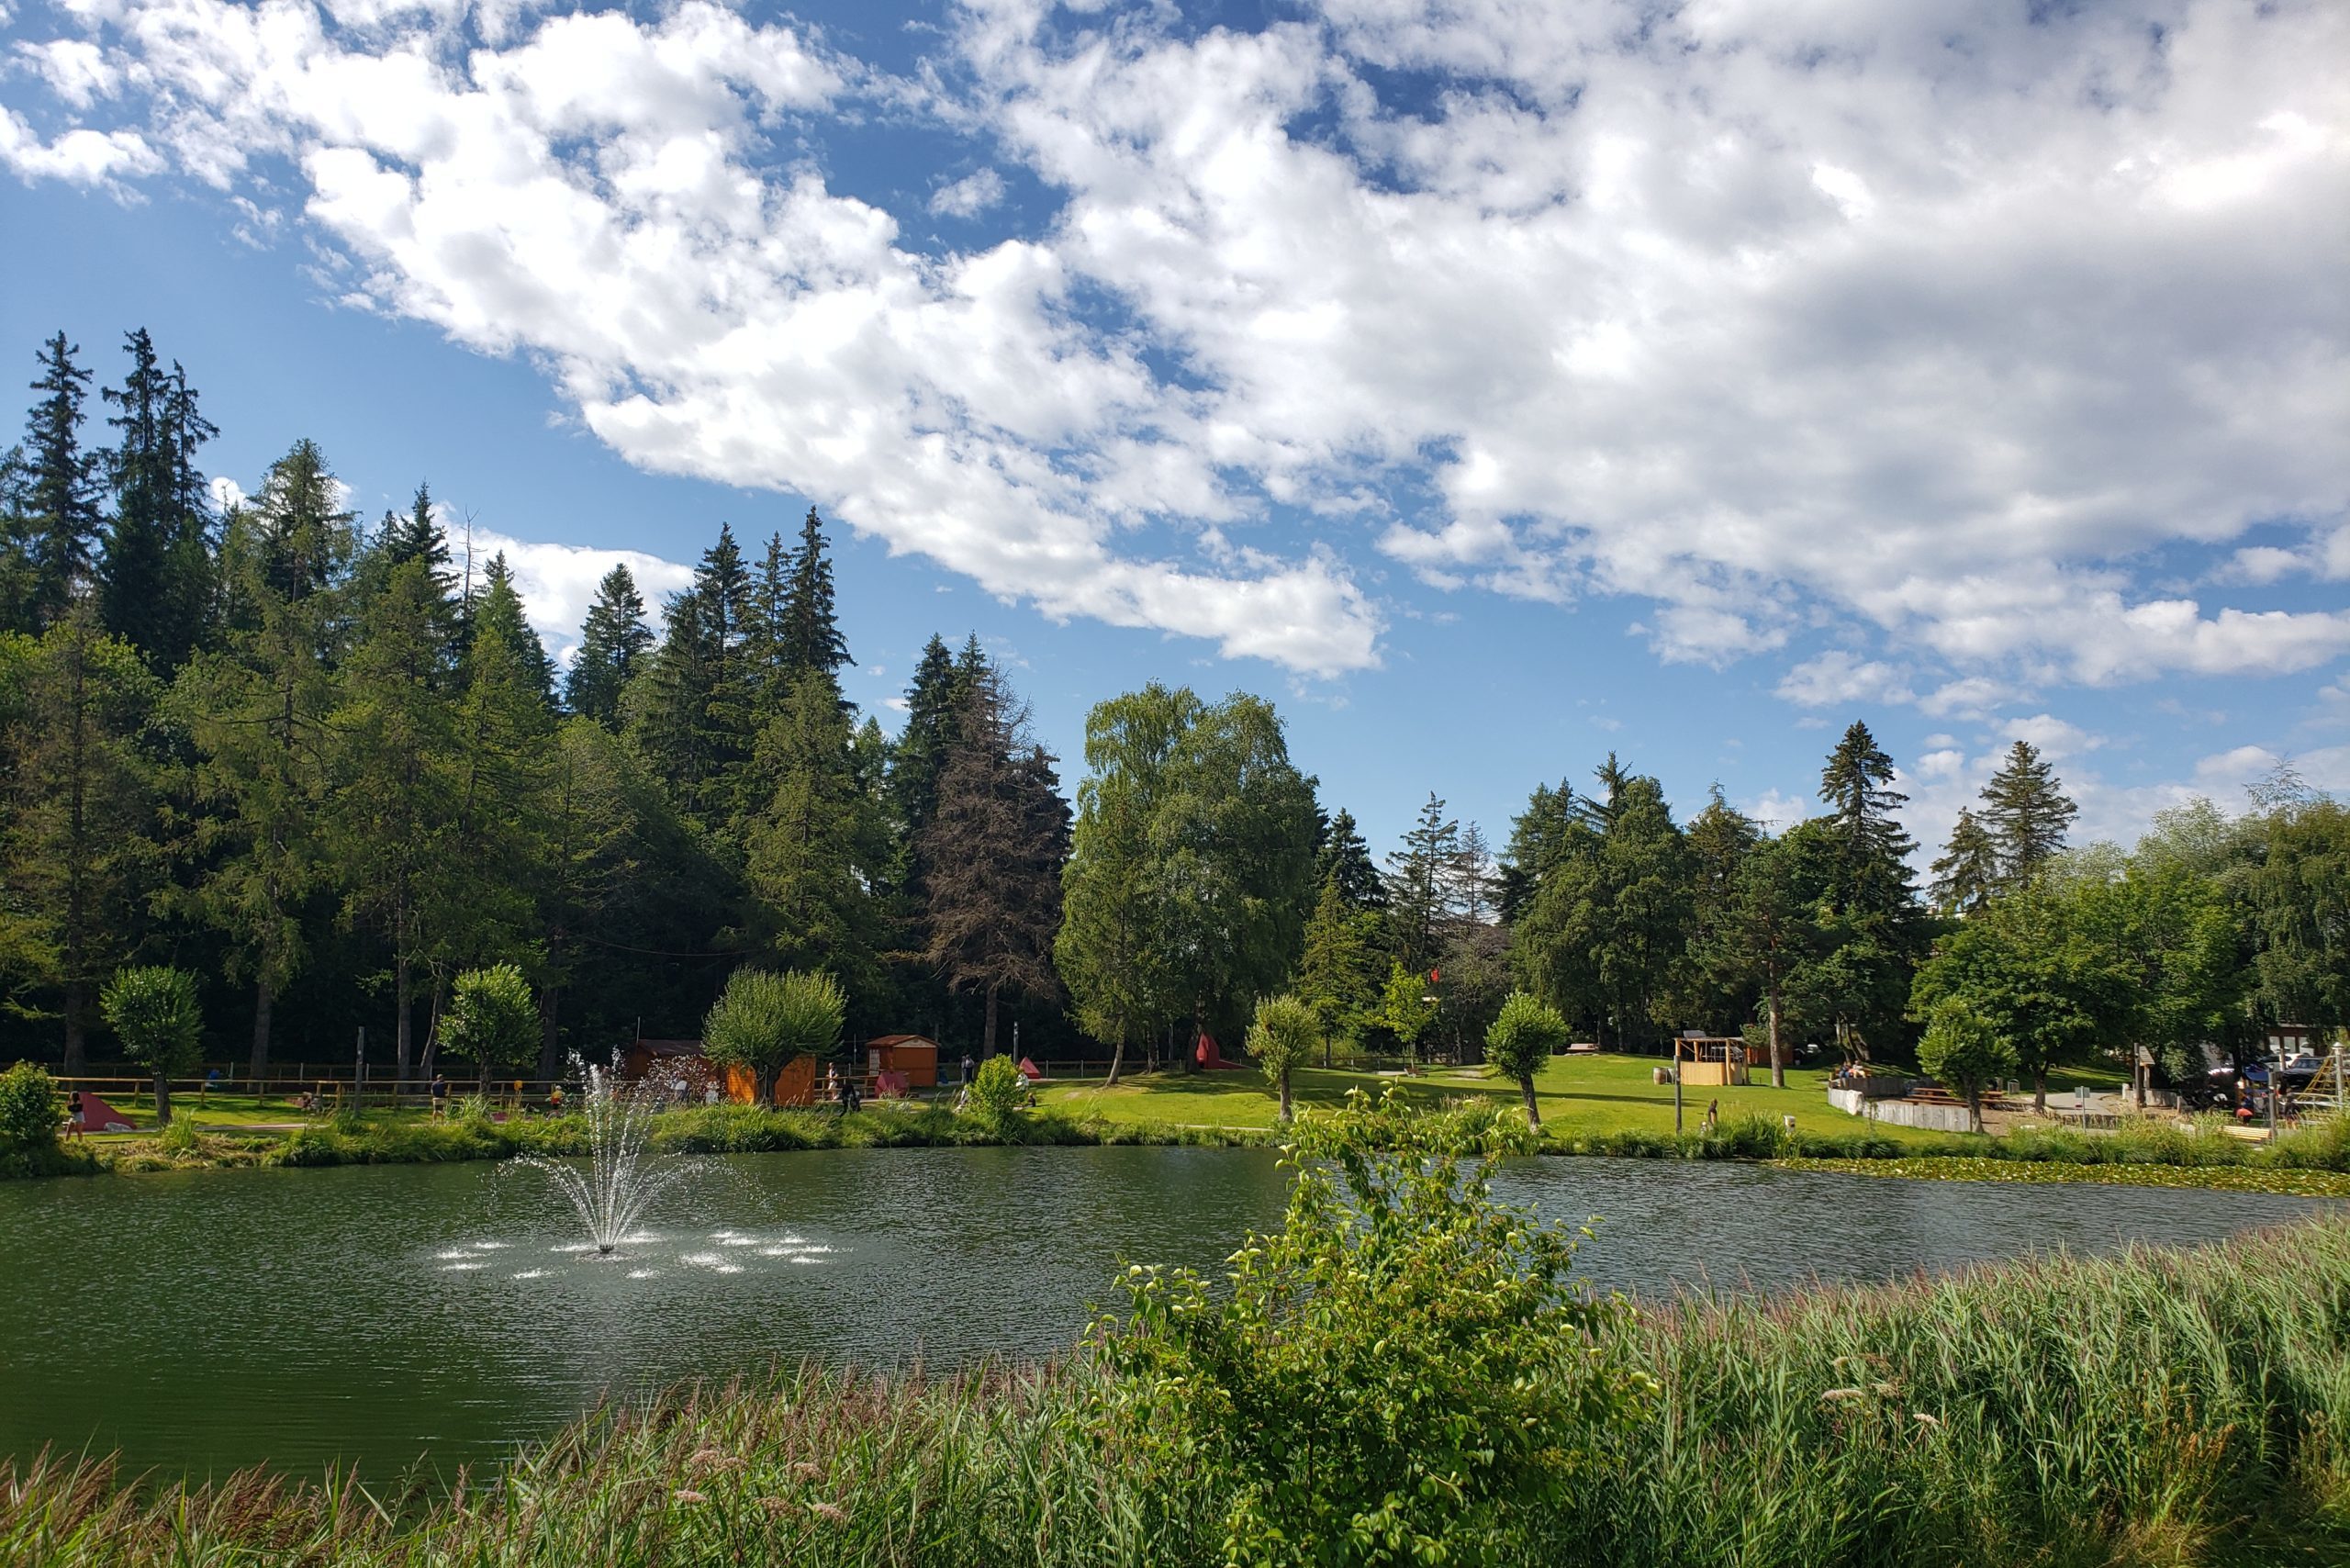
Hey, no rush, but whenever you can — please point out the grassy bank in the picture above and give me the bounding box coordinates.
[1776,1154,2350,1198]
[9,1212,2347,1566]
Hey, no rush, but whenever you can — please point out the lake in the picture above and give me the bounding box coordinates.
[2,1147,2332,1479]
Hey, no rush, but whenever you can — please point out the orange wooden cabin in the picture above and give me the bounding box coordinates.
[866,1034,938,1094]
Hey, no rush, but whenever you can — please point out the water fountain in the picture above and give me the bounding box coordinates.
[514,1059,698,1254]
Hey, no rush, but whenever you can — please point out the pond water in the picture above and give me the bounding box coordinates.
[1,1147,2333,1480]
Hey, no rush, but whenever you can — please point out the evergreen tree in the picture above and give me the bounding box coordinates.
[21,332,101,624]
[887,633,961,855]
[435,602,555,996]
[1930,807,2001,916]
[743,670,874,985]
[624,524,755,833]
[468,553,555,705]
[327,555,459,1082]
[1818,720,1917,881]
[384,483,453,580]
[0,444,37,634]
[1315,806,1386,912]
[1385,793,1460,975]
[1803,722,1928,1054]
[780,507,852,679]
[169,439,353,1075]
[98,329,175,666]
[1980,739,2077,888]
[563,565,653,728]
[1293,871,1380,1064]
[1665,786,1762,1031]
[920,665,1069,1057]
[744,530,792,713]
[1590,770,1692,1052]
[0,605,160,1072]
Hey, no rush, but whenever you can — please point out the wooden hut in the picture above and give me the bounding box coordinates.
[1674,1036,1750,1088]
[865,1034,939,1095]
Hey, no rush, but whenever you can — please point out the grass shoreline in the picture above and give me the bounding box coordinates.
[8,1212,2348,1565]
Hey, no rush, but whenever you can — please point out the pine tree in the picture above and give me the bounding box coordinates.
[432,604,554,1004]
[1818,720,1919,916]
[744,669,873,982]
[1979,739,2076,888]
[1294,870,1379,1065]
[1315,806,1386,912]
[563,565,652,727]
[624,524,755,832]
[0,444,35,634]
[780,507,851,679]
[921,665,1069,1057]
[468,553,555,705]
[0,604,160,1071]
[169,438,354,1074]
[744,530,791,714]
[1385,793,1460,975]
[22,332,101,625]
[1930,807,2001,916]
[887,633,961,854]
[326,555,459,1082]
[98,329,176,666]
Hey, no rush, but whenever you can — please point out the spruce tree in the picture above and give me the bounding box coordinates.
[563,565,652,727]
[0,604,161,1071]
[920,665,1069,1058]
[744,668,872,981]
[1930,807,2002,916]
[781,507,851,678]
[624,525,755,832]
[887,633,961,853]
[0,444,34,634]
[1294,870,1379,1064]
[468,553,555,705]
[1384,793,1460,975]
[433,604,554,1010]
[22,332,101,625]
[1979,739,2076,888]
[1315,806,1386,912]
[98,329,175,666]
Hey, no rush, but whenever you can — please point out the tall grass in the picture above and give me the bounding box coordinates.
[9,1214,2346,1566]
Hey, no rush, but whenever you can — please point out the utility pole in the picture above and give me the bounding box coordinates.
[354,1025,365,1109]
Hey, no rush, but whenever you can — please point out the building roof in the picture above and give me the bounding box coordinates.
[631,1039,705,1058]
[867,1034,938,1050]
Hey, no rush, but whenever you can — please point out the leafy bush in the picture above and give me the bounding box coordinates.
[0,1061,61,1152]
[967,1054,1027,1126]
[1084,1088,1655,1565]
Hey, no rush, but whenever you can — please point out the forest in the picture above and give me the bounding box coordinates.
[3,329,2345,1089]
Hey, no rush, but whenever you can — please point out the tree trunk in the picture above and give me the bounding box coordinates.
[250,977,274,1081]
[394,956,413,1084]
[1766,985,1785,1091]
[1967,1084,1982,1134]
[537,982,563,1084]
[983,984,1000,1058]
[1105,1020,1126,1088]
[1519,1077,1542,1130]
[2033,1066,2047,1115]
[1278,1070,1292,1122]
[153,1070,173,1126]
[62,982,85,1076]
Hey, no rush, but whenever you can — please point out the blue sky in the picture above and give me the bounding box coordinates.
[3,0,2344,864]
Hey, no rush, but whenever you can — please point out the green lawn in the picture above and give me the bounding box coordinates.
[1041,1051,2023,1145]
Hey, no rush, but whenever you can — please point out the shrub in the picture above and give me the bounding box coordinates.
[100,966,203,1125]
[967,1054,1027,1126]
[1916,996,2011,1132]
[0,1061,61,1152]
[1085,1087,1655,1565]
[704,969,845,1101]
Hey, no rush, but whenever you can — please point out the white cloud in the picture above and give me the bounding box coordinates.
[8,0,2346,688]
[464,527,692,666]
[1998,712,2102,761]
[929,166,1004,218]
[1774,650,1912,709]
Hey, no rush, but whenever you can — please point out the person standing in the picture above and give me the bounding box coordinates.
[64,1090,85,1140]
[431,1071,450,1118]
[961,1053,975,1086]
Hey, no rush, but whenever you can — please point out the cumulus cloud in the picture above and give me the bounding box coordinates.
[464,527,692,666]
[6,0,2345,686]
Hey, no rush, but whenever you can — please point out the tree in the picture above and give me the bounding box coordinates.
[1485,991,1567,1127]
[101,965,202,1126]
[779,507,852,681]
[1293,872,1380,1065]
[2245,797,2350,1036]
[466,553,555,705]
[432,595,554,1005]
[20,332,101,626]
[98,329,215,672]
[1315,806,1386,913]
[1384,793,1460,975]
[744,670,878,985]
[1244,992,1318,1121]
[1980,740,2077,888]
[1915,995,2012,1133]
[1378,958,1436,1057]
[625,524,754,833]
[0,607,160,1071]
[921,666,1069,1058]
[702,967,845,1102]
[1807,723,1930,1055]
[439,963,540,1092]
[1930,808,2001,917]
[1908,881,2132,1112]
[326,555,457,1084]
[1700,834,1813,1089]
[564,565,653,726]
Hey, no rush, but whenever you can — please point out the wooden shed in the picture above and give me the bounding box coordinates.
[866,1034,939,1093]
[1674,1036,1751,1088]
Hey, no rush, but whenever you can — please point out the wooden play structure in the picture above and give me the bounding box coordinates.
[1675,1036,1751,1088]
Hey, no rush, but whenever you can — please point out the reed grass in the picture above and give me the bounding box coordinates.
[9,1214,2346,1566]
